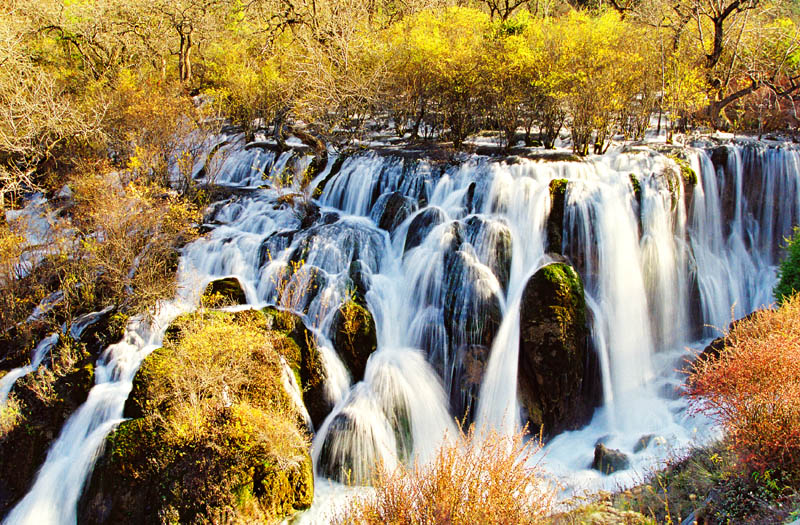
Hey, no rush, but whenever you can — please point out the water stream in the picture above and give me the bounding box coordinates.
[5,138,799,523]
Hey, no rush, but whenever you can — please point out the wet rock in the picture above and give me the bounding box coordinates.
[370,191,417,233]
[594,435,613,447]
[331,301,378,383]
[592,444,630,474]
[464,182,477,212]
[258,230,297,266]
[518,262,597,438]
[404,207,447,253]
[463,215,513,293]
[201,277,247,307]
[711,146,729,167]
[69,306,121,357]
[288,222,386,275]
[454,344,491,423]
[692,310,763,371]
[348,261,372,304]
[262,306,330,429]
[547,179,568,254]
[321,211,340,225]
[441,249,503,422]
[312,153,349,197]
[316,410,375,485]
[633,434,656,453]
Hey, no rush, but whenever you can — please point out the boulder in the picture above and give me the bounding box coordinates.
[331,301,378,383]
[404,207,447,253]
[201,277,247,307]
[592,443,630,474]
[258,230,298,266]
[517,262,598,438]
[633,434,665,453]
[442,249,503,422]
[370,191,417,233]
[262,307,330,429]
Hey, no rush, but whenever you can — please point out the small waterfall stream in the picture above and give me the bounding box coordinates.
[5,139,800,524]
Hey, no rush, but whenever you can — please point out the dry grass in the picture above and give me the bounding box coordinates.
[141,311,303,455]
[333,426,554,525]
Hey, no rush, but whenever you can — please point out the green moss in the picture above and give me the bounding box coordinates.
[82,309,315,524]
[547,179,568,254]
[629,173,641,200]
[540,262,586,325]
[776,227,800,305]
[669,154,698,186]
[201,277,247,308]
[549,178,568,199]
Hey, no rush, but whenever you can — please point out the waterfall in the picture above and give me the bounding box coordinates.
[6,139,800,523]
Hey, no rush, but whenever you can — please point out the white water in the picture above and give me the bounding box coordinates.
[6,139,799,523]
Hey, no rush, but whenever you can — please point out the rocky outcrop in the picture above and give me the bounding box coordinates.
[517,262,599,438]
[463,215,512,293]
[262,306,330,429]
[331,300,378,383]
[86,309,314,524]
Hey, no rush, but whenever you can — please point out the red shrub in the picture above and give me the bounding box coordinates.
[687,294,800,477]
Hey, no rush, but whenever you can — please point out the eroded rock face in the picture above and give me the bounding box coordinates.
[517,262,599,438]
[547,178,568,254]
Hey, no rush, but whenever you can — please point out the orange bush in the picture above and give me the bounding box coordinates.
[687,294,800,477]
[333,427,553,525]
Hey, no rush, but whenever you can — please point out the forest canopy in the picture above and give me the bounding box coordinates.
[2,0,800,203]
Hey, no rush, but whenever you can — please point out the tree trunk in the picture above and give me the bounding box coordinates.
[178,27,193,83]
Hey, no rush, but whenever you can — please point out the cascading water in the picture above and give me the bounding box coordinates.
[6,137,799,523]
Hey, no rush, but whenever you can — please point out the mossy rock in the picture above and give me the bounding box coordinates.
[670,155,698,186]
[262,306,330,428]
[201,277,247,308]
[517,262,599,438]
[331,300,378,383]
[629,174,642,202]
[257,453,314,517]
[82,310,315,524]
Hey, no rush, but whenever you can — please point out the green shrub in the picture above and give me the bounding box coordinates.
[775,227,800,305]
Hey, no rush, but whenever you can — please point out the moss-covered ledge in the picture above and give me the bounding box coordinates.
[80,309,315,524]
